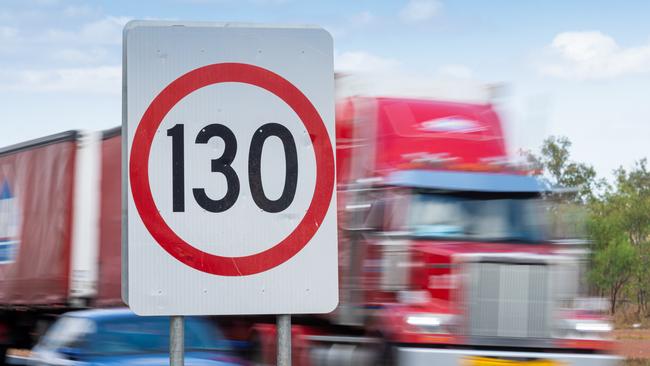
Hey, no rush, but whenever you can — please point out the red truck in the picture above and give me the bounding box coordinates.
[318,96,619,365]
[0,97,619,366]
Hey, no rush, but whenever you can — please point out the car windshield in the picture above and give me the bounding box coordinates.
[408,192,547,243]
[40,317,96,350]
[88,317,228,355]
[42,315,229,356]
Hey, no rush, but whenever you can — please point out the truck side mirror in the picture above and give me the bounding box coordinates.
[363,200,385,231]
[343,200,384,232]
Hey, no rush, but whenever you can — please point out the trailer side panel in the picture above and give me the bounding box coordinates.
[96,132,123,306]
[0,138,76,305]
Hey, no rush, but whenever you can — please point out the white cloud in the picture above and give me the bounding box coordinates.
[44,16,131,45]
[0,66,121,94]
[51,47,110,64]
[539,31,650,79]
[437,64,473,79]
[63,5,95,17]
[399,0,441,23]
[78,15,131,44]
[335,50,400,74]
[325,10,375,40]
[335,50,486,102]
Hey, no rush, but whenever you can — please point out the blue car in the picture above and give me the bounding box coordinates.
[27,308,246,366]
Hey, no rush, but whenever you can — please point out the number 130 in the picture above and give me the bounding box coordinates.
[166,123,298,214]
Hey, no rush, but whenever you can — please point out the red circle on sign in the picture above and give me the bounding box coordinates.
[129,63,334,276]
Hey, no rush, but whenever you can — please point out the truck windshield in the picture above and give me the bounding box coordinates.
[408,193,547,243]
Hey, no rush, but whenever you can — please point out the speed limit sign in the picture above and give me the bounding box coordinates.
[122,21,337,316]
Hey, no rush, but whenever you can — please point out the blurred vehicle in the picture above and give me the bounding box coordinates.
[0,129,123,362]
[293,96,620,366]
[249,97,618,365]
[0,96,621,365]
[210,97,621,366]
[27,308,244,366]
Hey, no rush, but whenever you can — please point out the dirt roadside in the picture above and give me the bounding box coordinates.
[615,329,650,362]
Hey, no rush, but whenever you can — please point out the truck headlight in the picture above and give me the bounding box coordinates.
[558,319,613,340]
[405,313,457,334]
[574,322,612,333]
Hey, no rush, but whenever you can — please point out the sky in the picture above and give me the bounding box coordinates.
[0,0,649,179]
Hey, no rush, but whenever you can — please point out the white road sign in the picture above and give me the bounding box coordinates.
[123,21,337,316]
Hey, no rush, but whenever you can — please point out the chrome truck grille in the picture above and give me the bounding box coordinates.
[466,261,552,341]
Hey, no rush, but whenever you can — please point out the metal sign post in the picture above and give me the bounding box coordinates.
[277,315,291,366]
[170,316,184,366]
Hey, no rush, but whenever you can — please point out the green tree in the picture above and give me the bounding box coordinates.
[522,136,597,202]
[612,159,650,246]
[589,240,637,314]
[588,159,650,315]
[525,136,650,316]
[608,160,650,314]
[522,136,598,242]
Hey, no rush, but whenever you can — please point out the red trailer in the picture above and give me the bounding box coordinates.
[0,129,123,361]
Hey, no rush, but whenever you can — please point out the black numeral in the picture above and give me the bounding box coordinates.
[167,123,298,213]
[167,124,185,212]
[192,124,240,213]
[249,123,298,213]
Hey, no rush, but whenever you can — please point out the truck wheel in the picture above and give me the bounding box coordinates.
[372,340,395,366]
[362,328,394,366]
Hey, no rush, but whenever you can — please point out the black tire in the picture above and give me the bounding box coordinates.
[363,334,394,366]
[378,342,396,366]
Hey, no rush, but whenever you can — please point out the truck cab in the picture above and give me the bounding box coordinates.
[334,96,619,365]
